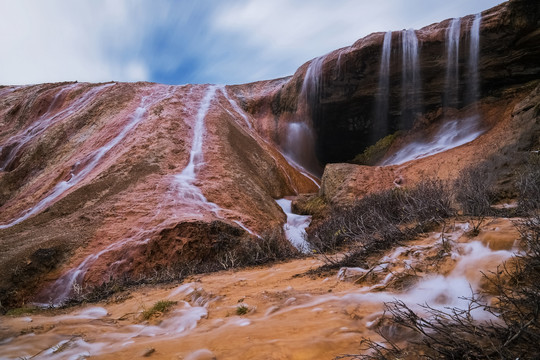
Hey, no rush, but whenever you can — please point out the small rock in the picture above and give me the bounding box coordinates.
[142,348,155,357]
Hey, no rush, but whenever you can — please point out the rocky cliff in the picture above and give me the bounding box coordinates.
[233,0,540,164]
[0,82,317,306]
[0,0,539,309]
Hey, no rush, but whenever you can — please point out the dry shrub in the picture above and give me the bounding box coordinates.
[214,228,299,270]
[310,179,453,268]
[67,228,297,306]
[517,153,540,213]
[340,212,540,360]
[454,164,495,216]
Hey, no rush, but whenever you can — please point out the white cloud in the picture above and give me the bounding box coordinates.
[210,0,506,82]
[0,0,506,85]
[0,0,150,85]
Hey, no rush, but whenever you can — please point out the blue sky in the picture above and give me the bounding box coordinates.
[0,0,505,86]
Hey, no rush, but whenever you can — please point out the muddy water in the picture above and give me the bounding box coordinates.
[0,219,520,359]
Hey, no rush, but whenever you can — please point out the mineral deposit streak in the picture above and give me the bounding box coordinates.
[0,85,173,230]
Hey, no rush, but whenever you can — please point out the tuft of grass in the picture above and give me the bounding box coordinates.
[6,306,39,316]
[351,132,400,166]
[236,303,249,315]
[141,300,177,320]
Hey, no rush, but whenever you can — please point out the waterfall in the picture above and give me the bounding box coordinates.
[444,18,461,109]
[467,13,482,105]
[374,31,392,138]
[300,55,326,111]
[401,29,421,128]
[283,55,326,177]
[276,198,311,253]
[383,16,484,166]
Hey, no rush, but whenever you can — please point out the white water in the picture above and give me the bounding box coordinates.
[0,83,114,171]
[0,86,172,230]
[342,240,514,319]
[335,46,351,79]
[6,284,208,359]
[171,85,259,233]
[444,18,461,109]
[374,31,392,136]
[276,198,311,253]
[267,225,515,322]
[38,235,153,307]
[383,17,484,166]
[300,55,326,108]
[0,222,518,358]
[467,13,482,105]
[216,84,320,189]
[401,29,421,127]
[283,55,326,176]
[381,115,483,165]
[218,85,252,129]
[174,85,218,206]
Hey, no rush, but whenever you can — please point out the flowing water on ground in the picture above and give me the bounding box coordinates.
[0,218,519,359]
[275,198,311,253]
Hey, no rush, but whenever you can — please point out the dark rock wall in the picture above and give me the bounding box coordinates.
[240,0,540,164]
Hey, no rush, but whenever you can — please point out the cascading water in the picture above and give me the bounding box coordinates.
[0,86,172,230]
[444,18,461,109]
[401,29,421,128]
[0,83,113,171]
[174,85,220,207]
[373,31,392,138]
[283,56,325,177]
[300,55,326,111]
[467,13,482,105]
[275,198,311,253]
[33,86,176,305]
[1,220,519,359]
[383,15,484,166]
[218,85,252,130]
[335,46,351,79]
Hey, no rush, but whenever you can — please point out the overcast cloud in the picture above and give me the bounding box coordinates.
[0,0,505,86]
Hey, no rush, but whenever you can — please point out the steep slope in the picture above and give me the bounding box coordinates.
[0,82,317,306]
[0,0,539,310]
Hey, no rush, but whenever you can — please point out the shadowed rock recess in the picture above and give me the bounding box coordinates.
[0,0,539,308]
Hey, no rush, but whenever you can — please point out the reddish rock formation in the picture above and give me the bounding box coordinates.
[0,82,317,306]
[0,0,538,308]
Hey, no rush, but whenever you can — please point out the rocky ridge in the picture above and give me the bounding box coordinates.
[0,0,539,308]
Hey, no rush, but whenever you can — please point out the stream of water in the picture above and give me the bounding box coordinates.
[0,219,519,359]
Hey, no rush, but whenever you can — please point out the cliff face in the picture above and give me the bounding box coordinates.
[234,0,540,164]
[0,0,539,308]
[0,82,317,306]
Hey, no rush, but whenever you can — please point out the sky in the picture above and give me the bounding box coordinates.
[0,0,505,86]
